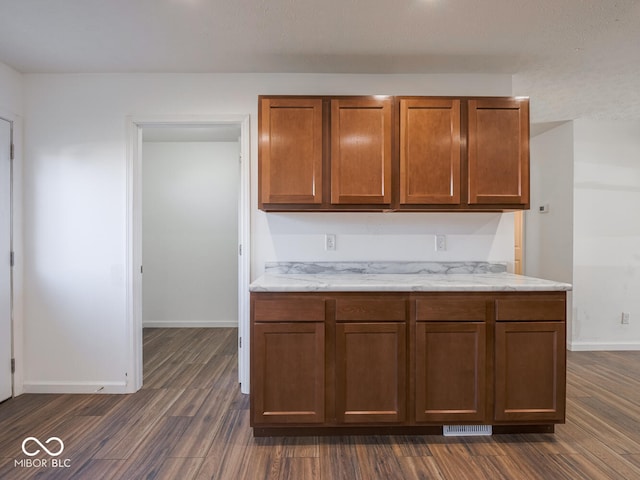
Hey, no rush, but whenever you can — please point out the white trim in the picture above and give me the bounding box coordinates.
[238,116,251,395]
[143,321,238,328]
[0,111,22,398]
[23,381,128,394]
[568,341,640,351]
[0,115,12,402]
[126,114,251,395]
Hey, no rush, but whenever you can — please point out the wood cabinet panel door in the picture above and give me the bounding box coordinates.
[494,322,566,422]
[252,322,325,424]
[335,322,406,423]
[330,98,392,205]
[259,98,323,206]
[400,98,461,205]
[468,98,529,206]
[415,322,486,423]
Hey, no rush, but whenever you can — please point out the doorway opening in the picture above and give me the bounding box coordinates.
[126,115,250,395]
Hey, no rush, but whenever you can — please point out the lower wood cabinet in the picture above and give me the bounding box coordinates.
[251,322,325,424]
[494,321,565,422]
[493,296,566,423]
[251,297,327,425]
[336,322,406,423]
[415,322,486,423]
[251,291,566,434]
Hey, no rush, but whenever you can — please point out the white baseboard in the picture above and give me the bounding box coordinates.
[568,341,640,351]
[143,320,238,328]
[22,381,130,394]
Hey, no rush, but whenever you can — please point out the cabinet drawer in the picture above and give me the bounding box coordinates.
[254,298,325,322]
[495,299,565,322]
[336,298,406,321]
[416,299,486,321]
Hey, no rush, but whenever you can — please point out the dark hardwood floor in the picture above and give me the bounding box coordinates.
[1,328,640,479]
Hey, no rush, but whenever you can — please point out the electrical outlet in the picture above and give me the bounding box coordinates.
[325,234,336,251]
[621,312,630,325]
[435,234,446,252]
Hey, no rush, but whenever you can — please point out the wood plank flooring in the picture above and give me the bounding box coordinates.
[1,328,640,479]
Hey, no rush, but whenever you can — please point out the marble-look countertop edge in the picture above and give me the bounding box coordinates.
[249,273,573,293]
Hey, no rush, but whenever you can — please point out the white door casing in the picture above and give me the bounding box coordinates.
[0,117,12,402]
[126,115,251,394]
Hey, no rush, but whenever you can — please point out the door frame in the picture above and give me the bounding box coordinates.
[0,115,14,401]
[126,114,251,394]
[514,210,524,274]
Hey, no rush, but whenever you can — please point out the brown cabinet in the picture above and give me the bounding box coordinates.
[259,95,529,212]
[334,297,407,423]
[251,291,565,435]
[251,297,326,425]
[252,322,325,424]
[468,98,529,206]
[414,297,487,423]
[336,322,406,423]
[398,96,529,210]
[494,297,566,422]
[331,98,393,205]
[259,98,323,207]
[258,96,393,211]
[399,98,461,205]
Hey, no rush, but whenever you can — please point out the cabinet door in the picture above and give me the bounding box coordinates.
[400,98,461,205]
[335,322,406,423]
[259,98,323,206]
[252,322,325,424]
[468,98,529,206]
[494,322,566,422]
[415,322,486,423]
[330,98,392,205]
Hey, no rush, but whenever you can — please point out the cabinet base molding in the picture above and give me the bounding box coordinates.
[253,424,555,437]
[492,424,555,434]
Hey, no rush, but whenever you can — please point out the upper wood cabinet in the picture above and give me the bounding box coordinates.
[259,97,323,207]
[258,95,530,212]
[468,98,529,206]
[331,98,393,205]
[399,98,461,205]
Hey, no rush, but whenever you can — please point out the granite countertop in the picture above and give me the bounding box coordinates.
[249,262,573,293]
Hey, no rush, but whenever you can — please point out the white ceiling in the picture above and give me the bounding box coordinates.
[1,0,639,123]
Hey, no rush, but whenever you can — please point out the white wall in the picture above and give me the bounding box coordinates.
[22,73,514,392]
[0,61,23,116]
[142,141,239,327]
[0,61,24,395]
[526,122,574,342]
[258,212,514,265]
[572,119,640,350]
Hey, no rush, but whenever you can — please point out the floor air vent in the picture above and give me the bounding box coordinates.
[443,425,492,437]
